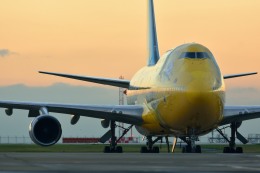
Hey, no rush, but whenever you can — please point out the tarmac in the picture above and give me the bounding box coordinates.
[0,153,259,173]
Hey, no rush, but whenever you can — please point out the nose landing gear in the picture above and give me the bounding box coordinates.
[140,136,162,153]
[180,136,201,153]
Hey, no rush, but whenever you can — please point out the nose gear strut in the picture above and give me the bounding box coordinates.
[180,128,201,153]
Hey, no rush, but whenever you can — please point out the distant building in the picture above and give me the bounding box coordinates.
[248,134,260,144]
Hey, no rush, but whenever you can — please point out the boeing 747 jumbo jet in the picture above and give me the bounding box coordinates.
[0,0,260,153]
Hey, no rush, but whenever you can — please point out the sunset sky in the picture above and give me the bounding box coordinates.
[1,0,260,88]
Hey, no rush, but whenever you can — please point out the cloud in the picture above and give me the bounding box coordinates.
[0,49,16,57]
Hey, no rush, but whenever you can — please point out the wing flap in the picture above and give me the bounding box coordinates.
[0,101,144,125]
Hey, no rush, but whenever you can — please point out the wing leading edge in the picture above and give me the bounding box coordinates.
[0,101,144,125]
[39,71,130,89]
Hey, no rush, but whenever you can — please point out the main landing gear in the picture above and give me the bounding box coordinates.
[100,121,133,153]
[217,122,248,153]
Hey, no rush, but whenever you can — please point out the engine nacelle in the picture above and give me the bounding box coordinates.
[5,108,13,116]
[70,115,80,125]
[101,119,110,128]
[29,115,62,146]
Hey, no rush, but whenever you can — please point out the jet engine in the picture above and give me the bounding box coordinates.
[101,119,110,128]
[29,115,62,146]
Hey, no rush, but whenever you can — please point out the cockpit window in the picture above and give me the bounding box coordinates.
[180,52,209,59]
[180,52,195,58]
[196,52,209,58]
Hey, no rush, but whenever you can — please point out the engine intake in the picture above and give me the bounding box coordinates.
[29,115,62,146]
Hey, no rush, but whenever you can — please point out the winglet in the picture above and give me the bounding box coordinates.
[147,0,160,66]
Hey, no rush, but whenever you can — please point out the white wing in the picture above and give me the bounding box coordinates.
[221,106,260,125]
[0,101,144,125]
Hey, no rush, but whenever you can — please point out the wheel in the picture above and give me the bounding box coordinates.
[152,146,160,153]
[236,147,243,153]
[195,145,201,153]
[140,146,148,153]
[185,146,192,153]
[230,148,236,153]
[116,146,123,153]
[103,146,111,153]
[223,147,230,153]
[182,147,186,153]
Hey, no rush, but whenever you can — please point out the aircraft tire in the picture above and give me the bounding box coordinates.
[182,147,186,153]
[103,146,111,153]
[152,146,160,153]
[235,147,243,153]
[140,146,148,153]
[195,145,201,153]
[223,147,230,153]
[185,146,192,153]
[230,148,236,153]
[116,146,123,153]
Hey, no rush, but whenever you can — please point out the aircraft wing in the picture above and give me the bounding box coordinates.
[223,72,257,79]
[39,71,130,88]
[0,101,144,125]
[220,106,260,125]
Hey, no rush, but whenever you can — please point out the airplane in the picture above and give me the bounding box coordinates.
[0,0,260,153]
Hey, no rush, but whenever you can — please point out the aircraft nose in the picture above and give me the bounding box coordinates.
[187,71,214,91]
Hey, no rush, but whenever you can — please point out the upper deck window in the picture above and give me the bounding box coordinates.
[180,52,209,59]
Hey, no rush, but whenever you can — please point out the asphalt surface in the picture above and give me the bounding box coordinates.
[0,153,259,173]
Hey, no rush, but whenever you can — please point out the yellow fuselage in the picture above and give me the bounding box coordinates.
[127,43,225,137]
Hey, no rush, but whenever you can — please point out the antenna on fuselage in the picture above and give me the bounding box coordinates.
[147,0,160,66]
